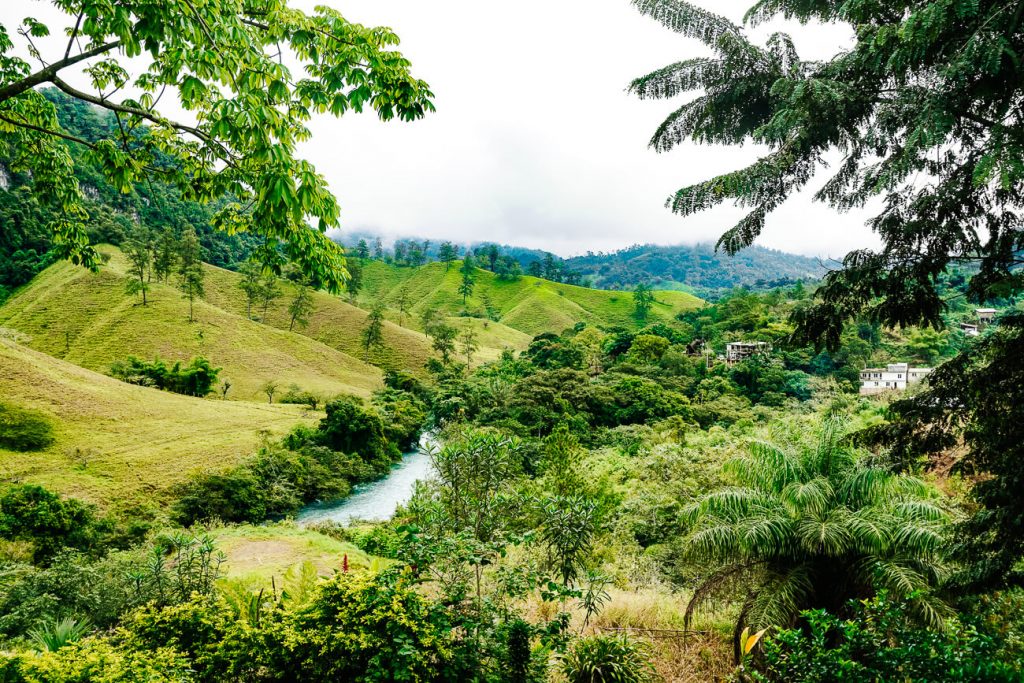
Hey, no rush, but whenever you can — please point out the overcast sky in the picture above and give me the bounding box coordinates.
[7,0,872,258]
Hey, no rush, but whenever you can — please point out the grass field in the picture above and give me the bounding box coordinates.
[0,247,383,401]
[212,523,376,586]
[358,260,704,337]
[0,338,316,508]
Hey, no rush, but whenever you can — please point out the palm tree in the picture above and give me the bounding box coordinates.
[28,616,92,651]
[683,417,949,661]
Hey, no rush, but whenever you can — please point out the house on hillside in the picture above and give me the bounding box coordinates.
[725,341,770,364]
[859,363,932,395]
[960,322,979,337]
[976,308,998,324]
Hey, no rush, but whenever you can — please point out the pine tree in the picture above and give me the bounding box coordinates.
[346,258,363,303]
[238,261,262,320]
[123,226,152,305]
[459,327,479,366]
[361,303,386,360]
[458,255,476,304]
[177,228,205,323]
[153,229,178,283]
[633,283,654,321]
[354,239,370,261]
[288,282,315,331]
[259,274,282,323]
[396,284,411,327]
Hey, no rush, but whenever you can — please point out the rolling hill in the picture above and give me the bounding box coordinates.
[357,260,704,337]
[0,337,315,508]
[0,246,384,401]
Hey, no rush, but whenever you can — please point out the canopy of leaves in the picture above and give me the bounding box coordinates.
[631,0,1024,347]
[0,1,434,291]
[683,418,949,644]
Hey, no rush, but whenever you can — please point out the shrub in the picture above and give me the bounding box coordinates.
[317,397,399,474]
[0,485,107,564]
[754,594,1020,682]
[0,402,55,451]
[109,356,220,396]
[560,633,657,683]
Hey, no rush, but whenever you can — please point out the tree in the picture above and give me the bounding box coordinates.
[458,327,478,367]
[395,284,411,327]
[123,226,151,305]
[438,241,457,271]
[684,418,948,661]
[346,258,363,303]
[430,323,457,365]
[288,281,315,331]
[152,229,178,283]
[361,303,386,360]
[219,379,231,400]
[482,244,500,271]
[542,253,561,282]
[354,239,370,261]
[176,228,204,323]
[527,261,543,278]
[238,261,262,320]
[0,2,433,290]
[259,274,282,323]
[262,380,279,404]
[632,283,654,321]
[458,256,475,304]
[372,238,384,261]
[876,314,1024,589]
[628,0,1024,348]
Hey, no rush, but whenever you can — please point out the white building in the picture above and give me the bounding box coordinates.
[725,341,770,364]
[960,322,979,337]
[859,363,932,395]
[976,308,997,323]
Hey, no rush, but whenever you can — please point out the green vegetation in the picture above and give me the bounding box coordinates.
[0,247,383,400]
[2,0,1024,679]
[0,338,317,506]
[358,259,703,337]
[565,243,823,298]
[0,402,54,452]
[0,2,432,288]
[110,356,220,397]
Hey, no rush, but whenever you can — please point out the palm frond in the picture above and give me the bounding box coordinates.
[631,0,741,46]
[795,508,853,556]
[780,476,833,517]
[627,58,724,101]
[750,564,814,628]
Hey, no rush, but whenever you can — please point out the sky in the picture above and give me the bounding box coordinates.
[4,0,873,258]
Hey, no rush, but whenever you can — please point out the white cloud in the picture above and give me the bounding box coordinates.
[2,0,877,259]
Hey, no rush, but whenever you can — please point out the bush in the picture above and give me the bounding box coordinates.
[560,633,657,683]
[754,594,1020,683]
[0,485,108,564]
[109,356,220,397]
[317,397,399,474]
[0,402,55,452]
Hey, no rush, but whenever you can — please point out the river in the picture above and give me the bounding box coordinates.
[296,435,436,526]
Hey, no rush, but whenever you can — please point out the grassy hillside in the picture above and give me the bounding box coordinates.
[0,247,383,401]
[0,338,314,507]
[358,260,704,337]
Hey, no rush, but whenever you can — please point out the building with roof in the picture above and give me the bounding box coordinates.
[859,363,932,395]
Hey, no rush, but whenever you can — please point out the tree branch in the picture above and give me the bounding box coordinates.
[50,76,242,169]
[0,40,121,104]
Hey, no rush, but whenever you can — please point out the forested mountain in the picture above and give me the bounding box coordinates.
[0,90,258,297]
[337,233,824,298]
[563,243,826,297]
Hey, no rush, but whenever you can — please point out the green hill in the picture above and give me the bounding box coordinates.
[357,261,703,337]
[0,338,314,508]
[0,247,383,401]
